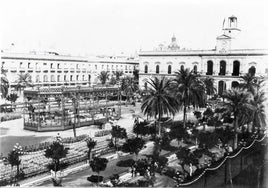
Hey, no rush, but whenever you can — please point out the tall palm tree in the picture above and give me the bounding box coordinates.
[121,76,138,104]
[1,67,9,99]
[240,73,258,94]
[218,88,253,149]
[250,90,266,132]
[141,77,179,136]
[15,73,33,93]
[173,68,206,128]
[98,71,109,85]
[203,77,216,99]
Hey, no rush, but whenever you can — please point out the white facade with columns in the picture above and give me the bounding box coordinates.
[138,16,268,95]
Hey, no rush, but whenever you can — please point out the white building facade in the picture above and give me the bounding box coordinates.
[1,51,138,91]
[139,16,268,95]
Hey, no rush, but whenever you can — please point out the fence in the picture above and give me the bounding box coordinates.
[178,135,266,187]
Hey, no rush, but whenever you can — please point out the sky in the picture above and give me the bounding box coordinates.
[1,0,268,56]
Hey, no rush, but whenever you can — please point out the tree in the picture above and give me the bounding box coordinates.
[70,93,80,138]
[240,73,258,94]
[173,68,206,128]
[133,121,150,138]
[109,76,117,85]
[114,71,124,82]
[44,139,69,186]
[116,159,136,177]
[1,67,9,99]
[98,71,109,85]
[121,76,138,104]
[218,88,254,149]
[121,137,145,159]
[6,93,19,109]
[203,77,216,99]
[7,150,21,184]
[89,157,108,186]
[15,73,33,93]
[176,147,199,176]
[141,77,179,136]
[111,125,127,150]
[133,69,139,81]
[85,138,97,161]
[250,90,266,132]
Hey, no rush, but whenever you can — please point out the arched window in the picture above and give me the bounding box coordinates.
[206,61,213,75]
[156,65,160,74]
[88,75,91,82]
[231,81,239,88]
[232,61,240,76]
[168,65,172,74]
[193,65,197,74]
[180,65,184,71]
[144,65,148,73]
[43,75,48,82]
[218,81,226,95]
[219,60,226,75]
[36,75,40,82]
[248,66,256,76]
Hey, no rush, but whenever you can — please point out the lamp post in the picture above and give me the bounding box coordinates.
[117,81,122,118]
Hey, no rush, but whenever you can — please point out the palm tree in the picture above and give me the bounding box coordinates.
[7,150,21,184]
[98,71,109,85]
[240,73,258,94]
[85,138,97,161]
[250,90,266,132]
[121,76,138,105]
[218,88,253,149]
[15,73,33,94]
[6,93,19,109]
[141,77,179,136]
[173,68,206,128]
[203,77,216,99]
[114,71,124,82]
[1,67,9,99]
[111,125,127,150]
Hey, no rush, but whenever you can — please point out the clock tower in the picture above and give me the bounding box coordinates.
[216,16,241,52]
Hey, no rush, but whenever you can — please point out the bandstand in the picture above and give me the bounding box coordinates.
[23,86,121,132]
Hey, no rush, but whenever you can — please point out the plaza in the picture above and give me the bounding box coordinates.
[1,1,268,187]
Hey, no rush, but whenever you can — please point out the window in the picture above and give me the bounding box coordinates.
[95,65,97,70]
[43,75,48,82]
[28,62,31,69]
[156,65,160,74]
[57,64,60,69]
[144,65,148,73]
[76,75,79,80]
[36,75,40,82]
[206,61,213,75]
[20,62,23,68]
[57,75,60,82]
[232,61,240,76]
[51,75,55,82]
[50,63,53,69]
[219,61,226,75]
[125,65,127,70]
[82,75,85,81]
[180,65,184,71]
[193,65,197,74]
[64,75,67,81]
[102,65,104,69]
[248,66,256,76]
[70,75,73,81]
[168,65,172,74]
[76,64,79,69]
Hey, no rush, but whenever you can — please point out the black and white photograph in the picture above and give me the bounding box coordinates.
[1,0,268,187]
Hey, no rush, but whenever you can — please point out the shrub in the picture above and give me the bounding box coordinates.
[0,113,22,122]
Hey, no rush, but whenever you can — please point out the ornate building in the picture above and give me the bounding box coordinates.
[139,16,268,95]
[1,51,138,92]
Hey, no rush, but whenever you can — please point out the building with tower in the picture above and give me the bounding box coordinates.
[138,16,268,95]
